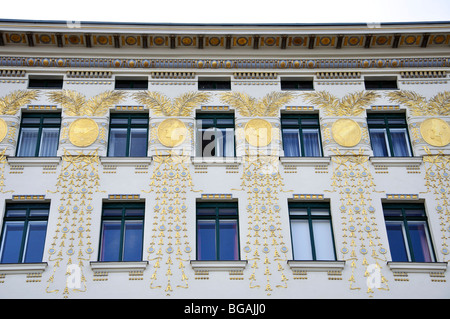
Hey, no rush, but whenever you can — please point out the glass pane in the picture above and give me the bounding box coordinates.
[369,128,390,156]
[404,208,426,217]
[17,127,39,156]
[281,118,298,126]
[199,128,216,157]
[282,129,300,157]
[29,208,49,217]
[312,220,335,260]
[23,221,47,263]
[408,221,434,262]
[102,208,122,217]
[100,221,121,261]
[21,118,41,125]
[218,208,238,216]
[302,129,322,157]
[123,220,143,261]
[289,208,308,216]
[125,208,145,217]
[39,127,59,156]
[129,128,147,157]
[390,128,411,157]
[310,208,329,216]
[110,118,129,125]
[108,128,127,156]
[383,208,403,216]
[198,119,214,126]
[216,128,234,157]
[290,220,312,260]
[386,221,409,262]
[216,118,234,126]
[43,117,61,124]
[0,221,24,263]
[388,118,406,125]
[197,208,215,216]
[5,209,27,218]
[197,220,216,260]
[130,118,148,125]
[301,118,319,126]
[219,220,238,260]
[367,118,386,125]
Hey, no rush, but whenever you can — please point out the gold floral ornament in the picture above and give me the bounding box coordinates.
[157,118,187,147]
[387,90,450,116]
[133,91,211,116]
[0,90,39,115]
[47,90,126,116]
[303,91,380,116]
[220,91,296,117]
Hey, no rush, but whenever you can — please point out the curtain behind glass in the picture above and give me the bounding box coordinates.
[108,128,127,156]
[369,129,390,156]
[390,129,411,157]
[17,128,38,156]
[39,128,59,156]
[129,128,147,157]
[302,129,322,157]
[282,129,300,157]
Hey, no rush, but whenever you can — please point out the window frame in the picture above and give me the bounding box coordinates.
[196,202,240,261]
[28,77,64,89]
[98,202,145,262]
[281,113,323,157]
[367,112,413,157]
[288,202,336,261]
[195,113,236,157]
[280,78,314,91]
[382,202,436,263]
[107,113,149,157]
[198,79,231,91]
[16,112,61,157]
[0,203,50,264]
[114,78,148,90]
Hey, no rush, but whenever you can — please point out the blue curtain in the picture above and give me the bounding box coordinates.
[303,129,321,157]
[369,129,389,156]
[390,129,411,157]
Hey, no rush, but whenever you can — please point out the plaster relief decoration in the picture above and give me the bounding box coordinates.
[329,149,389,295]
[47,90,126,153]
[303,91,379,156]
[46,149,101,298]
[0,90,39,155]
[220,91,295,295]
[387,91,450,155]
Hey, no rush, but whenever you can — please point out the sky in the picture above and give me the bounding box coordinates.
[2,0,450,24]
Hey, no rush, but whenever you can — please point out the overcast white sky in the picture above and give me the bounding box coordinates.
[2,0,450,24]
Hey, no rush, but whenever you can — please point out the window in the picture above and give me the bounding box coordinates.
[196,202,239,261]
[16,113,61,157]
[99,202,145,262]
[0,203,49,263]
[107,113,149,157]
[367,113,412,157]
[28,76,63,89]
[383,203,435,262]
[196,113,235,157]
[198,78,231,91]
[281,114,322,157]
[114,77,148,90]
[289,202,336,261]
[281,78,314,91]
[364,77,398,90]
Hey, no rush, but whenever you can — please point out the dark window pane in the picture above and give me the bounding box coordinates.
[281,80,314,90]
[115,80,148,90]
[100,221,121,261]
[29,78,63,89]
[386,221,409,262]
[197,208,215,216]
[122,221,143,261]
[0,222,24,263]
[197,220,216,260]
[102,208,122,217]
[23,221,47,263]
[218,208,238,216]
[125,208,145,217]
[364,80,397,90]
[408,221,433,262]
[219,220,238,260]
[198,80,231,90]
[5,209,27,218]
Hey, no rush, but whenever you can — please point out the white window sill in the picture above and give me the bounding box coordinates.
[287,260,345,272]
[191,156,242,166]
[369,157,423,167]
[7,157,61,166]
[90,261,148,273]
[0,262,48,274]
[100,157,152,166]
[387,261,448,273]
[190,260,247,272]
[280,156,331,166]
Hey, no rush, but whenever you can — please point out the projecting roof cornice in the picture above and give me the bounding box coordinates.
[0,19,450,51]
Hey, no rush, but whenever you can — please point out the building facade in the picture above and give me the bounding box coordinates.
[0,19,449,299]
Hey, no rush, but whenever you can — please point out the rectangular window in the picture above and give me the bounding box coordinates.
[196,113,235,157]
[289,202,336,261]
[99,202,145,262]
[108,113,149,157]
[28,76,63,89]
[281,78,314,91]
[0,203,49,263]
[196,202,239,261]
[383,203,435,262]
[198,78,231,91]
[16,113,61,157]
[281,114,322,157]
[364,78,398,90]
[114,77,148,90]
[367,113,412,157]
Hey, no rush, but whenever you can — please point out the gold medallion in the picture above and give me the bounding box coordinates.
[0,119,7,143]
[331,118,361,147]
[244,119,272,147]
[420,118,450,147]
[68,118,99,147]
[157,119,187,147]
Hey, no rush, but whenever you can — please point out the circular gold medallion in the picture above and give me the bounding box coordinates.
[244,119,272,147]
[331,118,361,147]
[68,118,99,147]
[0,119,7,143]
[420,118,450,147]
[157,119,187,147]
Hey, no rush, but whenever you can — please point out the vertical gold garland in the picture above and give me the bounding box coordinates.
[329,149,389,295]
[145,151,194,295]
[423,150,450,261]
[242,153,289,295]
[46,149,100,298]
[0,149,13,194]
